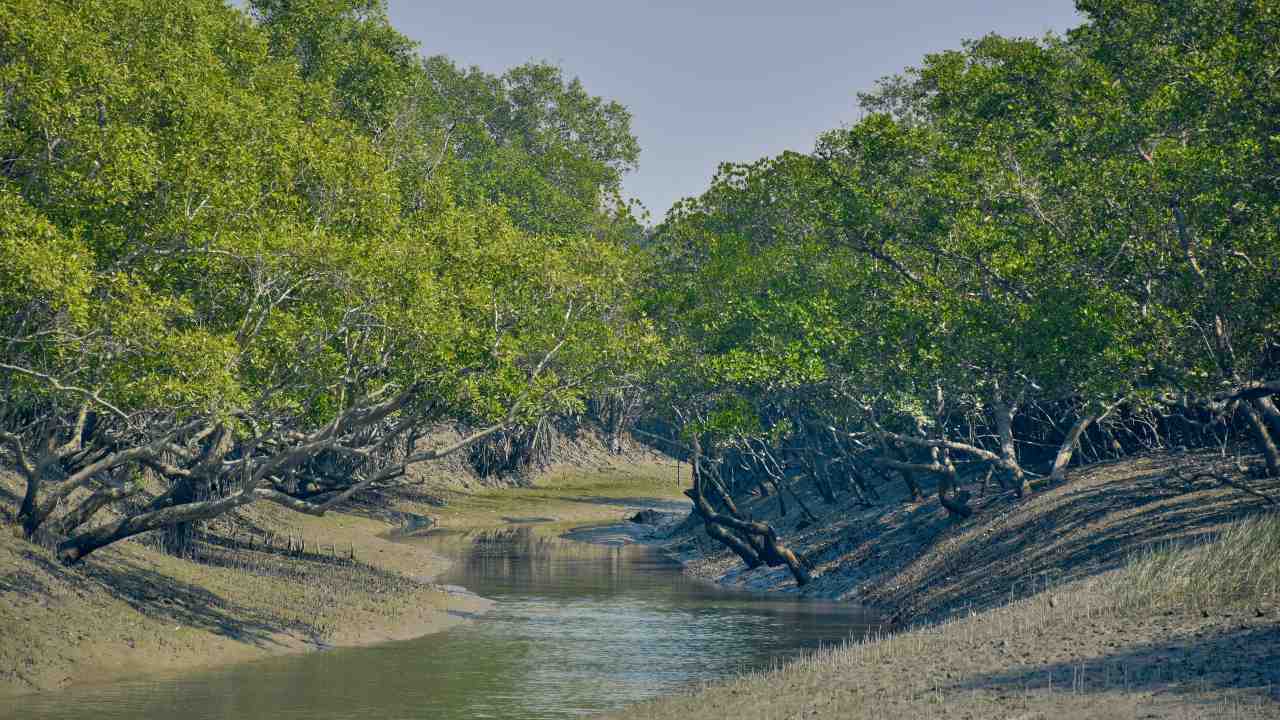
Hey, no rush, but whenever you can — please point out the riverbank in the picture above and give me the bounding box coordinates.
[0,478,492,698]
[0,444,684,697]
[605,450,1280,718]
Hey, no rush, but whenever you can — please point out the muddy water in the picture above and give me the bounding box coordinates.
[8,524,877,719]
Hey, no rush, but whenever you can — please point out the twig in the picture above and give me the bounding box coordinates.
[0,362,131,422]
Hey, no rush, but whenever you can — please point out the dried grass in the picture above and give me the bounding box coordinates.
[1109,513,1280,612]
[606,513,1280,720]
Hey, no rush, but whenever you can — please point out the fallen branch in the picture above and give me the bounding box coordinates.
[1190,471,1278,508]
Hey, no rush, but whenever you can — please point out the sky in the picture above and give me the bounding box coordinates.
[385,1,1084,223]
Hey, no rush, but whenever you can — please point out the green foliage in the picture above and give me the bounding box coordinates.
[0,187,92,326]
[3,0,1277,531]
[0,0,647,434]
[417,56,642,237]
[250,0,419,134]
[646,0,1279,456]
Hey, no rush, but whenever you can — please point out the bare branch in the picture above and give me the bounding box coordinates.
[0,430,35,480]
[0,363,131,422]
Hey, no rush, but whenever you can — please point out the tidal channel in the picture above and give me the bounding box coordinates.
[9,523,877,719]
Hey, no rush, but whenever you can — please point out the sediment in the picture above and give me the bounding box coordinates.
[0,432,675,697]
[601,449,1280,719]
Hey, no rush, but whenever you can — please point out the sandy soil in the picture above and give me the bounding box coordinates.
[0,495,489,697]
[606,585,1280,720]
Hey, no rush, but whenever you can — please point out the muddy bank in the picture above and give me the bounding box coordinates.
[600,450,1280,719]
[0,448,684,698]
[605,579,1280,720]
[0,494,490,698]
[655,450,1278,623]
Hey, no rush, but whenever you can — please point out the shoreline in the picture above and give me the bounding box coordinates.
[10,449,1275,718]
[0,503,490,699]
[639,451,1278,620]
[0,456,685,698]
[599,451,1280,719]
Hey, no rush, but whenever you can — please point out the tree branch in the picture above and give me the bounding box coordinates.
[0,363,131,422]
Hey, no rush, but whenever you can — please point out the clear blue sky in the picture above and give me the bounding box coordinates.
[384,1,1083,223]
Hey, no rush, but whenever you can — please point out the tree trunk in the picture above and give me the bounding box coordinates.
[850,456,886,502]
[771,477,788,516]
[855,467,880,502]
[930,446,972,519]
[890,444,924,501]
[1242,399,1280,477]
[937,486,973,519]
[876,455,972,519]
[687,437,810,586]
[781,478,820,523]
[16,471,45,539]
[49,484,137,538]
[795,422,838,504]
[686,489,762,568]
[57,486,256,564]
[807,454,837,504]
[11,430,61,539]
[156,474,200,557]
[1048,396,1127,485]
[992,399,1029,496]
[1048,414,1097,485]
[608,413,624,455]
[702,464,742,517]
[1256,396,1280,441]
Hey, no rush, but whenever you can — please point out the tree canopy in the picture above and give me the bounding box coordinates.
[641,0,1279,567]
[0,0,648,561]
[1,0,1277,573]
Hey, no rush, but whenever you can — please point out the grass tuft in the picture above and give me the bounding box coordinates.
[1110,513,1280,611]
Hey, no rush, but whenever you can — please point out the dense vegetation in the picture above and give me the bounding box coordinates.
[0,0,652,561]
[639,0,1280,581]
[1,0,1277,575]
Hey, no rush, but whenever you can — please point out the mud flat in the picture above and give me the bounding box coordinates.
[605,450,1280,719]
[0,448,683,697]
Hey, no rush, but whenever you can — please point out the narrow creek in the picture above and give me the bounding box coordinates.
[10,521,877,719]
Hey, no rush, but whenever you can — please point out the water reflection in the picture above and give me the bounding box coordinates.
[7,524,876,720]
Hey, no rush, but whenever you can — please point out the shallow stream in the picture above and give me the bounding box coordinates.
[9,522,876,719]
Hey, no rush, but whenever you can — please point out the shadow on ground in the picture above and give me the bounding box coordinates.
[894,453,1277,618]
[0,568,50,596]
[953,622,1280,703]
[77,555,299,648]
[1,540,302,650]
[0,484,16,522]
[715,451,1279,620]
